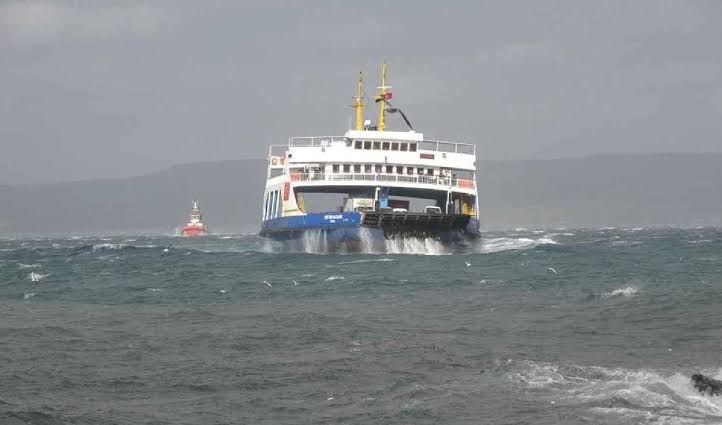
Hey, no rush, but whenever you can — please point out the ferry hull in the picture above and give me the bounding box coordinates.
[260,212,479,251]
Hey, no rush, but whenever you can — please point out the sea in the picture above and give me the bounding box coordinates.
[1,227,721,424]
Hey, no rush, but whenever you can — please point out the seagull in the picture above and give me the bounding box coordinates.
[547,267,558,274]
[465,259,471,267]
[293,280,299,286]
[162,247,170,253]
[264,280,272,287]
[219,289,228,294]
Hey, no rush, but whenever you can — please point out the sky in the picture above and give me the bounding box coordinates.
[1,0,721,185]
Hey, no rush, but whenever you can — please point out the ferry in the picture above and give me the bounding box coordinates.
[260,64,479,250]
[180,200,209,236]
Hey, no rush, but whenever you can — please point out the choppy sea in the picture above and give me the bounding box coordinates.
[1,228,722,424]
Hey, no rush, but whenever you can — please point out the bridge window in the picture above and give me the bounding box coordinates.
[375,164,383,173]
[406,167,414,175]
[354,140,362,149]
[364,164,372,173]
[332,164,339,173]
[400,143,408,151]
[391,142,399,151]
[373,141,381,150]
[396,166,403,174]
[409,143,417,152]
[382,142,390,150]
[385,165,393,173]
[427,168,434,176]
[417,167,424,175]
[354,164,361,173]
[363,141,372,150]
[343,164,350,173]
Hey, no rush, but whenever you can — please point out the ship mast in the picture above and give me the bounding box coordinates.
[375,62,391,131]
[351,72,365,130]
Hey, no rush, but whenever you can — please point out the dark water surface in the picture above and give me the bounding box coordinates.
[1,228,722,424]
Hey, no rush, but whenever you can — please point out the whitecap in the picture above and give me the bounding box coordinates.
[325,275,345,281]
[509,361,722,422]
[28,272,49,282]
[23,292,37,300]
[92,243,125,251]
[18,263,41,269]
[601,286,638,299]
[336,258,395,265]
[478,237,557,254]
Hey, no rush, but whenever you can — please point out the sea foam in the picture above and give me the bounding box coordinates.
[509,361,722,422]
[601,286,639,299]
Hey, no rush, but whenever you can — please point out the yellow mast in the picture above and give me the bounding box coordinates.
[375,62,390,131]
[351,72,365,131]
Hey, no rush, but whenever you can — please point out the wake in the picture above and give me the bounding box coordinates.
[508,360,722,424]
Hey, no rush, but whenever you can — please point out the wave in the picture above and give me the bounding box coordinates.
[28,272,49,282]
[336,258,395,265]
[92,243,126,251]
[601,286,639,299]
[478,237,558,254]
[18,263,41,269]
[382,236,451,255]
[507,360,722,423]
[325,275,345,281]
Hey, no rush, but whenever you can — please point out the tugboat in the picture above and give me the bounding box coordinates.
[180,200,209,236]
[259,63,479,250]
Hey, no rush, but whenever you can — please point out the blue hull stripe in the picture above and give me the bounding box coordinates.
[262,212,361,232]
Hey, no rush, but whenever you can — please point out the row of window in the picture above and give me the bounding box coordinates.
[353,140,418,152]
[263,189,282,221]
[330,164,434,176]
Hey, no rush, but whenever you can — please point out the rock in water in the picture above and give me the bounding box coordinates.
[692,373,722,396]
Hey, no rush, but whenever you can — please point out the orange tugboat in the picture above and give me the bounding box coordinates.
[180,200,209,236]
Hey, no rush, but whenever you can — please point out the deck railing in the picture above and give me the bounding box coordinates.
[287,136,475,155]
[289,173,475,190]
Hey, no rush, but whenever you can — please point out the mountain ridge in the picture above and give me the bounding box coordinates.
[1,153,721,235]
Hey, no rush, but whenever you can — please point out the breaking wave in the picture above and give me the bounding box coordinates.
[269,229,558,255]
[507,360,722,423]
[324,275,345,281]
[28,272,49,282]
[478,237,558,254]
[601,286,639,299]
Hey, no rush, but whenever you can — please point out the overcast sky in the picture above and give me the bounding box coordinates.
[1,0,720,184]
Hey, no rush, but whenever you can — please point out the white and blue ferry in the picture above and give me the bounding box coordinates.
[260,64,479,250]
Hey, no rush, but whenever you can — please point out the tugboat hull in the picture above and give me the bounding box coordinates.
[181,227,208,237]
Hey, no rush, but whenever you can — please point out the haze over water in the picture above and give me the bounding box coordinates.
[2,228,722,424]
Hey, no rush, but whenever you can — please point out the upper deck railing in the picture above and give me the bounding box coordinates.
[288,172,476,190]
[286,136,476,155]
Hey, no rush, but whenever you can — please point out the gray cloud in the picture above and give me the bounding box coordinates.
[1,0,721,184]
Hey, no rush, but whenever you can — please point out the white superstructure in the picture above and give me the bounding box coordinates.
[261,64,479,228]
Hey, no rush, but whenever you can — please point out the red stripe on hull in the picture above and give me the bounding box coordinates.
[181,227,208,236]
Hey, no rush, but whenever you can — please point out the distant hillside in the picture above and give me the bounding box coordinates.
[1,154,721,235]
